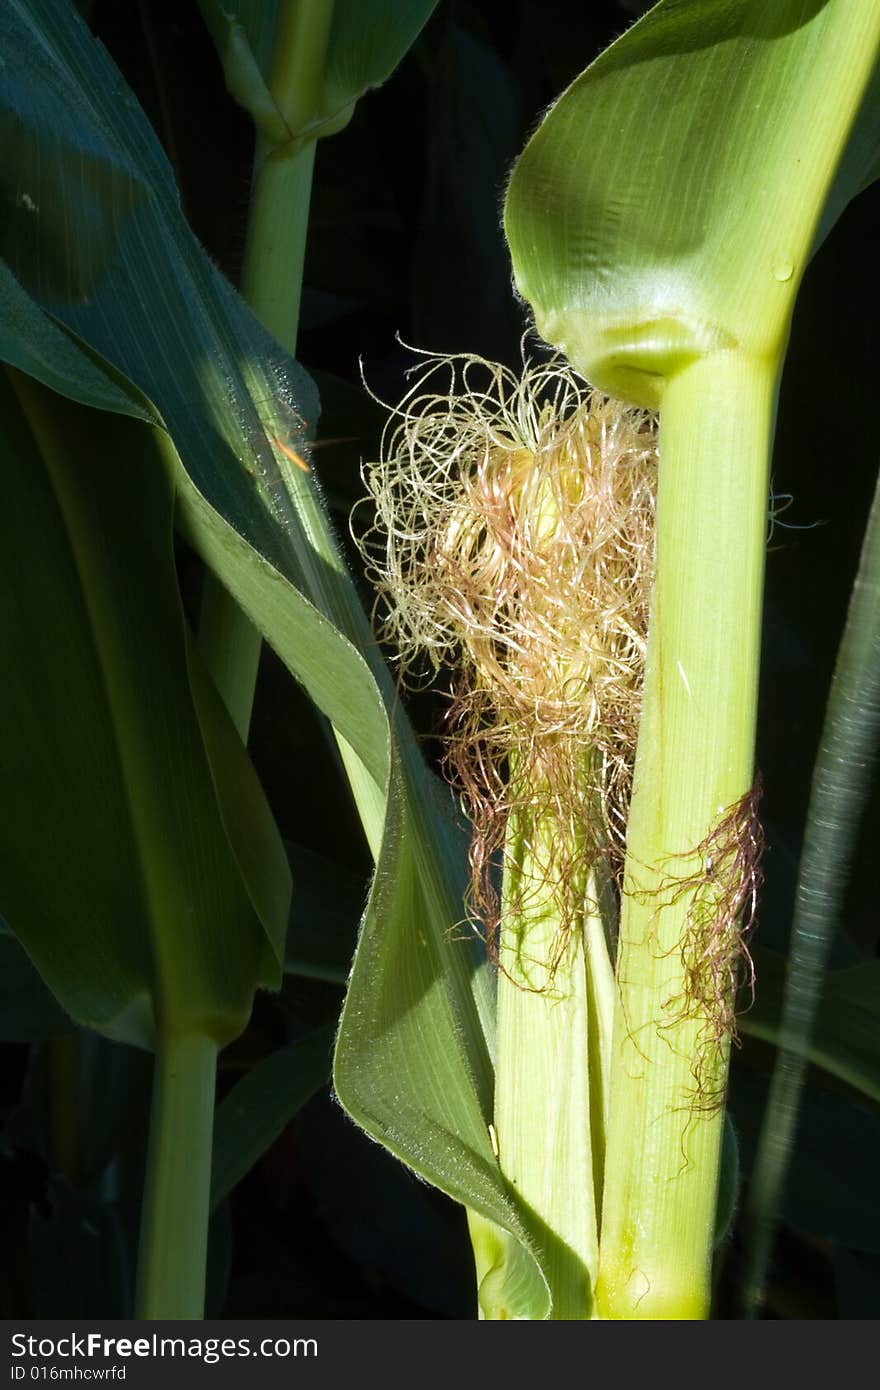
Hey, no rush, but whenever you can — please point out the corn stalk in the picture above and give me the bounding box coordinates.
[505,0,880,1317]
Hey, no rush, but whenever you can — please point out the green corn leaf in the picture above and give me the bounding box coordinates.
[505,0,880,406]
[319,0,441,131]
[0,367,286,1047]
[0,262,153,420]
[1,0,550,1316]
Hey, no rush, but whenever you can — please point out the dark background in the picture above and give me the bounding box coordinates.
[1,0,878,1320]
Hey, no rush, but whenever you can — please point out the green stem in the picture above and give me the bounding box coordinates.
[240,0,335,349]
[241,140,316,355]
[595,351,774,1320]
[198,1,334,735]
[266,0,336,145]
[135,1032,218,1319]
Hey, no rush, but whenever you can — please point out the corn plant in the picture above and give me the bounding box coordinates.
[1,0,879,1322]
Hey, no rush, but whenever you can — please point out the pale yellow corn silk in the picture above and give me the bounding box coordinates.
[357,347,657,962]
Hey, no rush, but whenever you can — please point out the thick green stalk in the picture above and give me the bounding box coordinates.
[135,1032,218,1319]
[595,352,774,1320]
[199,1,334,736]
[502,0,880,1324]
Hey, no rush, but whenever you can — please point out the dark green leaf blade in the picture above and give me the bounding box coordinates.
[0,370,283,1046]
[505,0,880,403]
[320,0,440,125]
